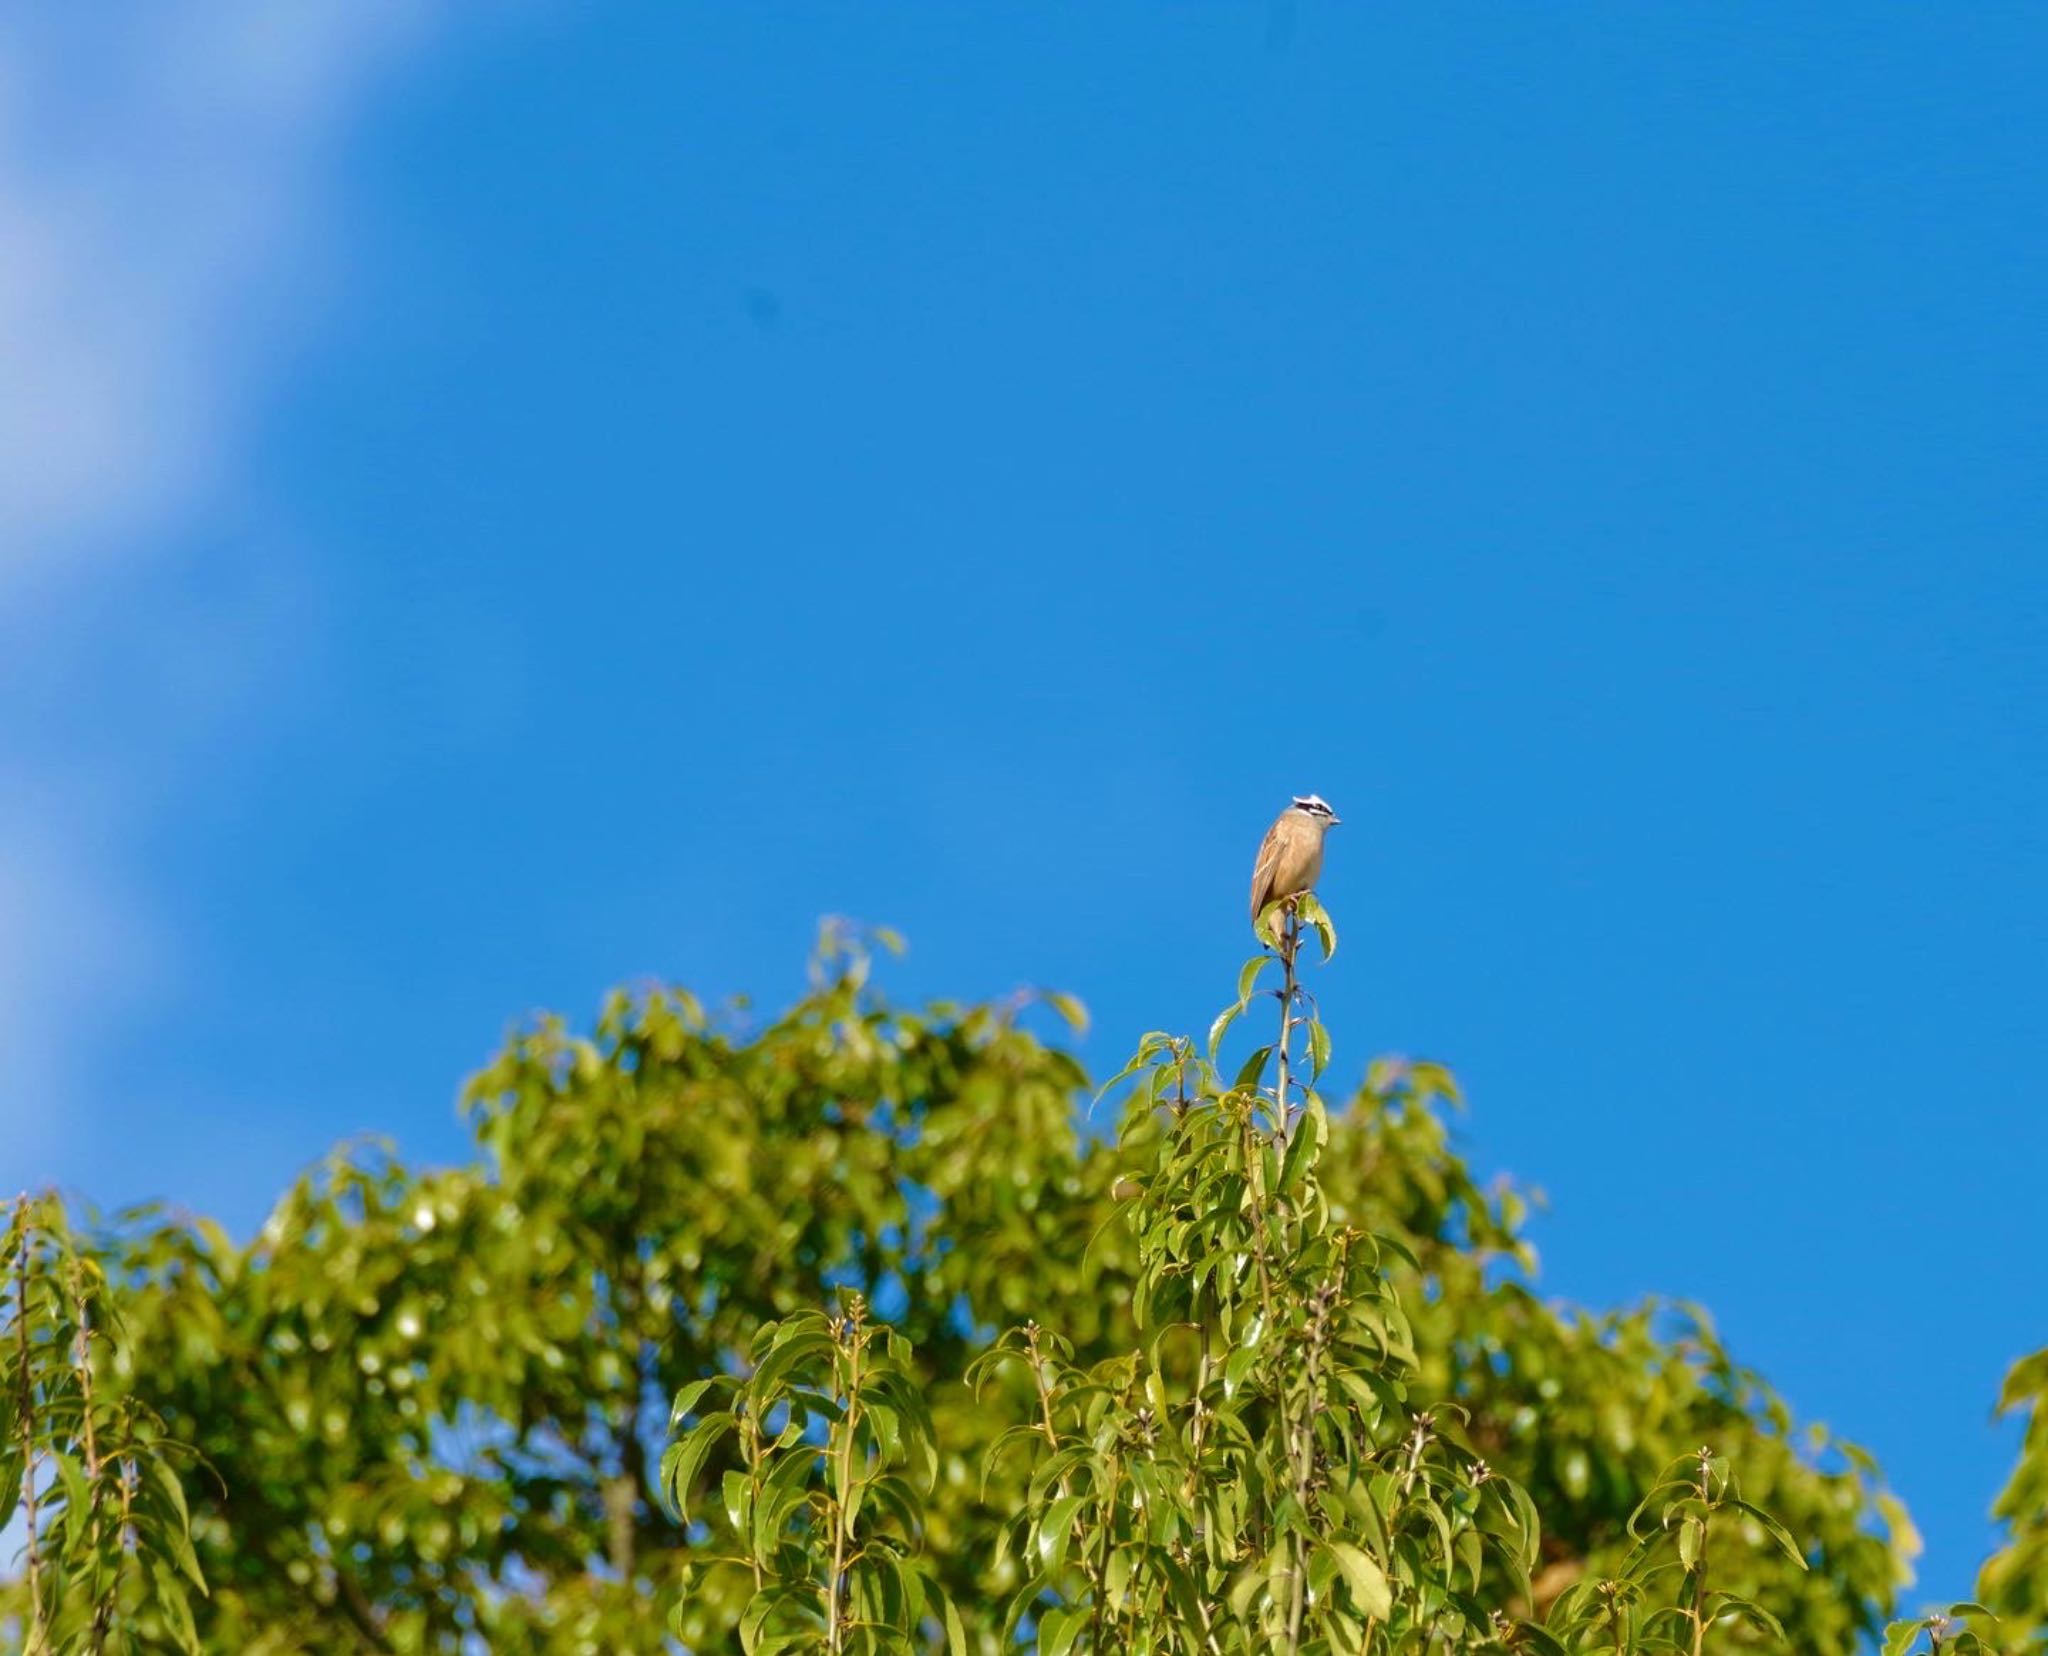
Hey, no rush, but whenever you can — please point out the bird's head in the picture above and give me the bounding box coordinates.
[1290,793,1340,829]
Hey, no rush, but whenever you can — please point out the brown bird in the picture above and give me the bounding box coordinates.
[1248,794,1341,935]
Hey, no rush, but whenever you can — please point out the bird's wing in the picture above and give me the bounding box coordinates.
[1249,820,1285,922]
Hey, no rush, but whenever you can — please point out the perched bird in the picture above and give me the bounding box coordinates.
[1248,794,1341,935]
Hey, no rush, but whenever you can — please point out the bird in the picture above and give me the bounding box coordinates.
[1248,794,1341,937]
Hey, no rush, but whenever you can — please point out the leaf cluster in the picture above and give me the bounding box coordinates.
[2,1195,205,1654]
[664,1300,963,1655]
[1974,1346,2048,1654]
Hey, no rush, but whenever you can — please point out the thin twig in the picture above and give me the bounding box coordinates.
[741,1404,766,1593]
[1275,908,1300,1141]
[71,1256,113,1654]
[1283,1281,1336,1655]
[1239,1113,1279,1331]
[1397,1412,1433,1501]
[1089,1442,1121,1656]
[1272,910,1314,1653]
[1183,1310,1212,1503]
[825,1301,866,1656]
[1024,1324,1060,1449]
[15,1197,48,1654]
[1691,1447,1712,1656]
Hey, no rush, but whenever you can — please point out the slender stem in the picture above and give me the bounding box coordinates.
[742,1405,766,1592]
[1283,1284,1334,1656]
[1025,1324,1060,1448]
[826,1305,865,1656]
[1691,1448,1712,1656]
[1183,1311,1212,1502]
[1027,1320,1103,1639]
[1390,1410,1434,1552]
[1283,1439,1310,1644]
[1400,1415,1431,1496]
[1088,1445,1120,1656]
[15,1197,46,1653]
[1275,908,1300,1140]
[1189,1579,1228,1656]
[1238,1113,1280,1330]
[71,1258,112,1654]
[1284,1511,1309,1647]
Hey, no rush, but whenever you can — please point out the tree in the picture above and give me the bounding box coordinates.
[667,905,1908,1653]
[0,912,1987,1651]
[1978,1347,2048,1654]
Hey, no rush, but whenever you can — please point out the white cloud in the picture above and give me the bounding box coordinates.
[0,4,449,1185]
[0,4,438,584]
[0,807,166,1177]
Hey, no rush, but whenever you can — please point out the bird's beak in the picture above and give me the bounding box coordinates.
[1328,812,1342,826]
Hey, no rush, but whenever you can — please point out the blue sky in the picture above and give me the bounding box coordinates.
[3,0,2042,1613]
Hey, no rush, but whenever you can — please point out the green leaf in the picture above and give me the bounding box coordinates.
[138,1454,206,1591]
[52,1448,90,1526]
[1037,1492,1089,1575]
[750,1330,837,1398]
[1511,1625,1573,1656]
[1043,991,1089,1033]
[865,1472,924,1537]
[756,1444,815,1557]
[1324,1541,1393,1619]
[1208,1002,1242,1064]
[1997,1348,2048,1412]
[1039,1603,1086,1656]
[1000,1574,1053,1644]
[1718,1595,1788,1640]
[1729,1497,1809,1570]
[739,1585,798,1656]
[669,1375,731,1427]
[1296,892,1338,960]
[1093,1058,1148,1109]
[1278,1090,1326,1198]
[1237,954,1273,1007]
[939,1583,968,1656]
[1881,1620,1924,1656]
[1677,1514,1702,1572]
[660,1411,734,1523]
[148,1556,202,1655]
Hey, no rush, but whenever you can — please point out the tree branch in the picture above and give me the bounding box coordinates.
[15,1196,47,1654]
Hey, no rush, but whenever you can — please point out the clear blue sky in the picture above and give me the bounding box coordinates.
[3,1,2042,1615]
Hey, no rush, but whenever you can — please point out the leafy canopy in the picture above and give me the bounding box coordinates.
[4,913,2038,1653]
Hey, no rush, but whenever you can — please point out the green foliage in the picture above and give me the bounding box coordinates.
[977,907,1526,1653]
[88,923,1098,1650]
[1978,1346,2048,1653]
[664,1301,961,1656]
[929,913,1849,1653]
[664,908,1901,1655]
[2,1195,205,1654]
[6,910,2005,1652]
[1881,1605,2010,1656]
